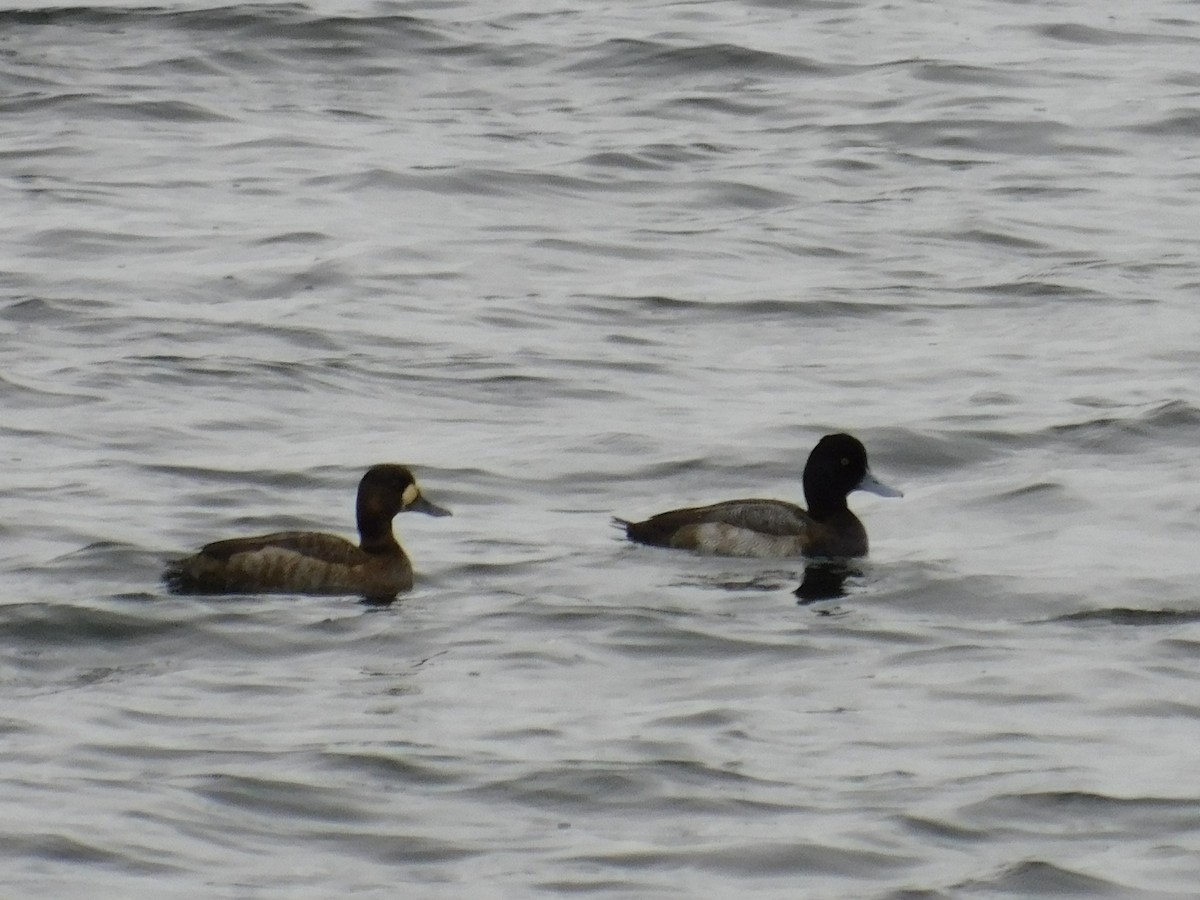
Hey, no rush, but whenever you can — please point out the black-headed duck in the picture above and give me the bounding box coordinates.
[165,464,450,601]
[616,433,900,558]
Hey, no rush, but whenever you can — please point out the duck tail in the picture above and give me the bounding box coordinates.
[162,556,209,594]
[162,560,189,594]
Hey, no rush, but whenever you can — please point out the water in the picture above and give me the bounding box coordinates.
[3,1,1200,896]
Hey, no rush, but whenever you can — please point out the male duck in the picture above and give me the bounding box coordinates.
[165,464,450,601]
[616,433,900,558]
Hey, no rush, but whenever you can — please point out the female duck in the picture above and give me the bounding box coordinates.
[165,464,450,600]
[616,433,900,558]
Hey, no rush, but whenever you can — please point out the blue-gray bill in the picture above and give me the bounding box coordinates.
[410,495,452,517]
[856,469,902,498]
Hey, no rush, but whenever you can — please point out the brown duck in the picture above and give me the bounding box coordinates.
[165,464,449,600]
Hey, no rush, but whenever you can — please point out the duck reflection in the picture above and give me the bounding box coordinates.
[794,560,861,604]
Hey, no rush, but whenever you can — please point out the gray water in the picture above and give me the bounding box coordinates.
[4,1,1200,896]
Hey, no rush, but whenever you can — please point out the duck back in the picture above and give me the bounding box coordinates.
[619,499,816,557]
[165,531,413,598]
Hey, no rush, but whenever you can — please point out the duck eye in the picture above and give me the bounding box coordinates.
[840,457,849,466]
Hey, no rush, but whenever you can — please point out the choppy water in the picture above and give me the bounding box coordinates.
[4,1,1200,896]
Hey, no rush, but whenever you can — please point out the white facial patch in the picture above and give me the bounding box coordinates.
[401,483,420,509]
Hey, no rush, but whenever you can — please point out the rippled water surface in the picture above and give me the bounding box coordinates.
[4,1,1200,896]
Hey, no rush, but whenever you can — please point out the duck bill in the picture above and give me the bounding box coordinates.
[856,469,903,498]
[410,495,452,517]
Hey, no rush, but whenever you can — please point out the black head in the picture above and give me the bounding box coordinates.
[802,434,901,518]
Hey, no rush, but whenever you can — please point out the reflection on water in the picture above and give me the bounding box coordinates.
[794,560,861,604]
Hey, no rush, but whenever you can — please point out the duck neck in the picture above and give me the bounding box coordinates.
[803,479,849,523]
[357,498,399,554]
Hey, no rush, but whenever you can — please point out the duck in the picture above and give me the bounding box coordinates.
[164,464,450,601]
[615,433,900,558]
